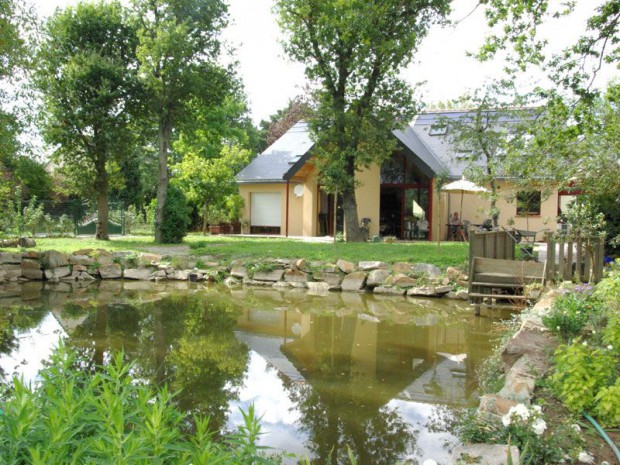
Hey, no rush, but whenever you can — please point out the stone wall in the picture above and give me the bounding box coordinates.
[0,250,470,299]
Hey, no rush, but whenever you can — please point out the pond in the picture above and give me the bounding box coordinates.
[0,281,511,464]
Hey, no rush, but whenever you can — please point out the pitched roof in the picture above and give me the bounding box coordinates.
[237,110,524,183]
[236,121,314,183]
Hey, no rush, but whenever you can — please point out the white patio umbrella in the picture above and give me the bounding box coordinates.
[441,177,488,226]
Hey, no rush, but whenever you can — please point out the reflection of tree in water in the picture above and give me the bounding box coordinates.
[0,305,48,379]
[68,293,249,433]
[286,373,417,465]
[282,311,418,465]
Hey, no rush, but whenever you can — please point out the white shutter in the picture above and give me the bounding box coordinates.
[251,192,281,227]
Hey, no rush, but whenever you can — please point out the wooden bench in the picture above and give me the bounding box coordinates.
[468,257,547,315]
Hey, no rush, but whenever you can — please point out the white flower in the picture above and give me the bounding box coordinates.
[578,451,594,463]
[608,345,614,350]
[531,405,542,413]
[509,403,530,421]
[502,413,512,427]
[572,423,581,432]
[423,460,438,465]
[582,341,588,346]
[531,418,547,436]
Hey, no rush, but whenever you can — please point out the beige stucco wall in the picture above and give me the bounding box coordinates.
[354,164,381,237]
[437,180,560,239]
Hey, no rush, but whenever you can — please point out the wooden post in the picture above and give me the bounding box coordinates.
[566,238,574,281]
[546,232,556,282]
[557,236,565,283]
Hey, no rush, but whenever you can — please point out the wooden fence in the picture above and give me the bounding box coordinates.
[545,234,605,283]
[468,230,515,265]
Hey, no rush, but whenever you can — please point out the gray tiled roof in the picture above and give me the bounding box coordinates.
[237,110,521,183]
[236,121,314,183]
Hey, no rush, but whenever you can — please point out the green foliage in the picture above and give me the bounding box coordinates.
[0,343,284,464]
[542,289,602,342]
[22,197,45,237]
[550,341,618,424]
[160,184,190,244]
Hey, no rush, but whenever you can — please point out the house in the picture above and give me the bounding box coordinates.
[236,111,572,240]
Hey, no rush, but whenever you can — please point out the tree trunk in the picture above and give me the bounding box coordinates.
[342,188,364,242]
[490,179,499,227]
[94,151,110,241]
[155,118,172,243]
[202,201,209,235]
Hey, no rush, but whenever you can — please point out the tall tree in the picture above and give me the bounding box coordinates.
[35,1,137,240]
[277,0,450,241]
[130,0,230,243]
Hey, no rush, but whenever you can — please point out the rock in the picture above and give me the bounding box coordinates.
[69,254,94,266]
[0,253,22,264]
[451,444,519,465]
[498,356,539,403]
[18,237,36,248]
[478,394,521,418]
[79,271,95,281]
[367,269,391,288]
[44,266,72,280]
[230,265,248,279]
[373,286,406,296]
[224,276,241,288]
[252,269,285,282]
[21,259,43,280]
[95,252,115,267]
[336,259,356,274]
[307,281,330,294]
[152,270,167,279]
[341,271,367,292]
[358,313,380,323]
[391,273,417,288]
[412,263,442,277]
[98,264,122,279]
[446,266,462,279]
[0,268,6,283]
[243,278,275,287]
[433,285,454,295]
[40,251,69,269]
[358,261,387,271]
[501,318,558,372]
[72,264,87,272]
[172,270,190,281]
[392,262,413,273]
[284,269,309,283]
[292,258,306,270]
[272,281,292,289]
[407,286,437,297]
[138,253,162,264]
[290,281,307,289]
[312,272,342,289]
[1,264,22,280]
[447,289,469,300]
[124,268,153,280]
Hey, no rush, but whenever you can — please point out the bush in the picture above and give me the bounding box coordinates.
[160,185,190,243]
[542,288,604,342]
[0,343,284,464]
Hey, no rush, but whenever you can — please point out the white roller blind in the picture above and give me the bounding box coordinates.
[251,192,281,226]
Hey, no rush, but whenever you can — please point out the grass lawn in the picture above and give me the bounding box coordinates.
[0,234,469,268]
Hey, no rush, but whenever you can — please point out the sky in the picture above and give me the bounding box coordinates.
[31,0,617,124]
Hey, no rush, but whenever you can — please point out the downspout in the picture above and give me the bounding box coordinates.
[429,178,434,241]
[285,180,290,237]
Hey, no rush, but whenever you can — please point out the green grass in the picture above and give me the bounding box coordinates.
[0,234,469,268]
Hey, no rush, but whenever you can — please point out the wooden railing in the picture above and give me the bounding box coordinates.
[545,234,605,283]
[468,230,515,264]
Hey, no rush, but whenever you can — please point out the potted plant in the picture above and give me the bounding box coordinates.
[207,209,228,235]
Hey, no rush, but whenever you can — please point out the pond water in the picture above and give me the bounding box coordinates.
[0,281,511,464]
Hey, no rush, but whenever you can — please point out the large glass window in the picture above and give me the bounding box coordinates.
[516,190,541,216]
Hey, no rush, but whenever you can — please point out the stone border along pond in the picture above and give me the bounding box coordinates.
[0,249,471,299]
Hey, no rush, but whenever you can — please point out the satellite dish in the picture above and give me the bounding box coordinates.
[293,184,304,197]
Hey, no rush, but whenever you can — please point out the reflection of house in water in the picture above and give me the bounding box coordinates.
[235,302,490,407]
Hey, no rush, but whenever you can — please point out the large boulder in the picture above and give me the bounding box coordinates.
[366,269,390,288]
[358,261,387,271]
[0,264,22,280]
[501,317,558,372]
[69,255,94,266]
[391,273,417,288]
[312,272,342,289]
[45,266,72,280]
[252,269,285,282]
[98,264,122,279]
[341,271,367,292]
[21,259,43,280]
[336,259,356,274]
[0,252,22,265]
[391,262,413,273]
[284,269,309,283]
[230,265,248,279]
[124,268,154,280]
[40,251,69,269]
[18,237,36,248]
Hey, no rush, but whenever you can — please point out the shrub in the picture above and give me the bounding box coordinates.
[160,185,190,243]
[542,289,603,342]
[0,343,284,464]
